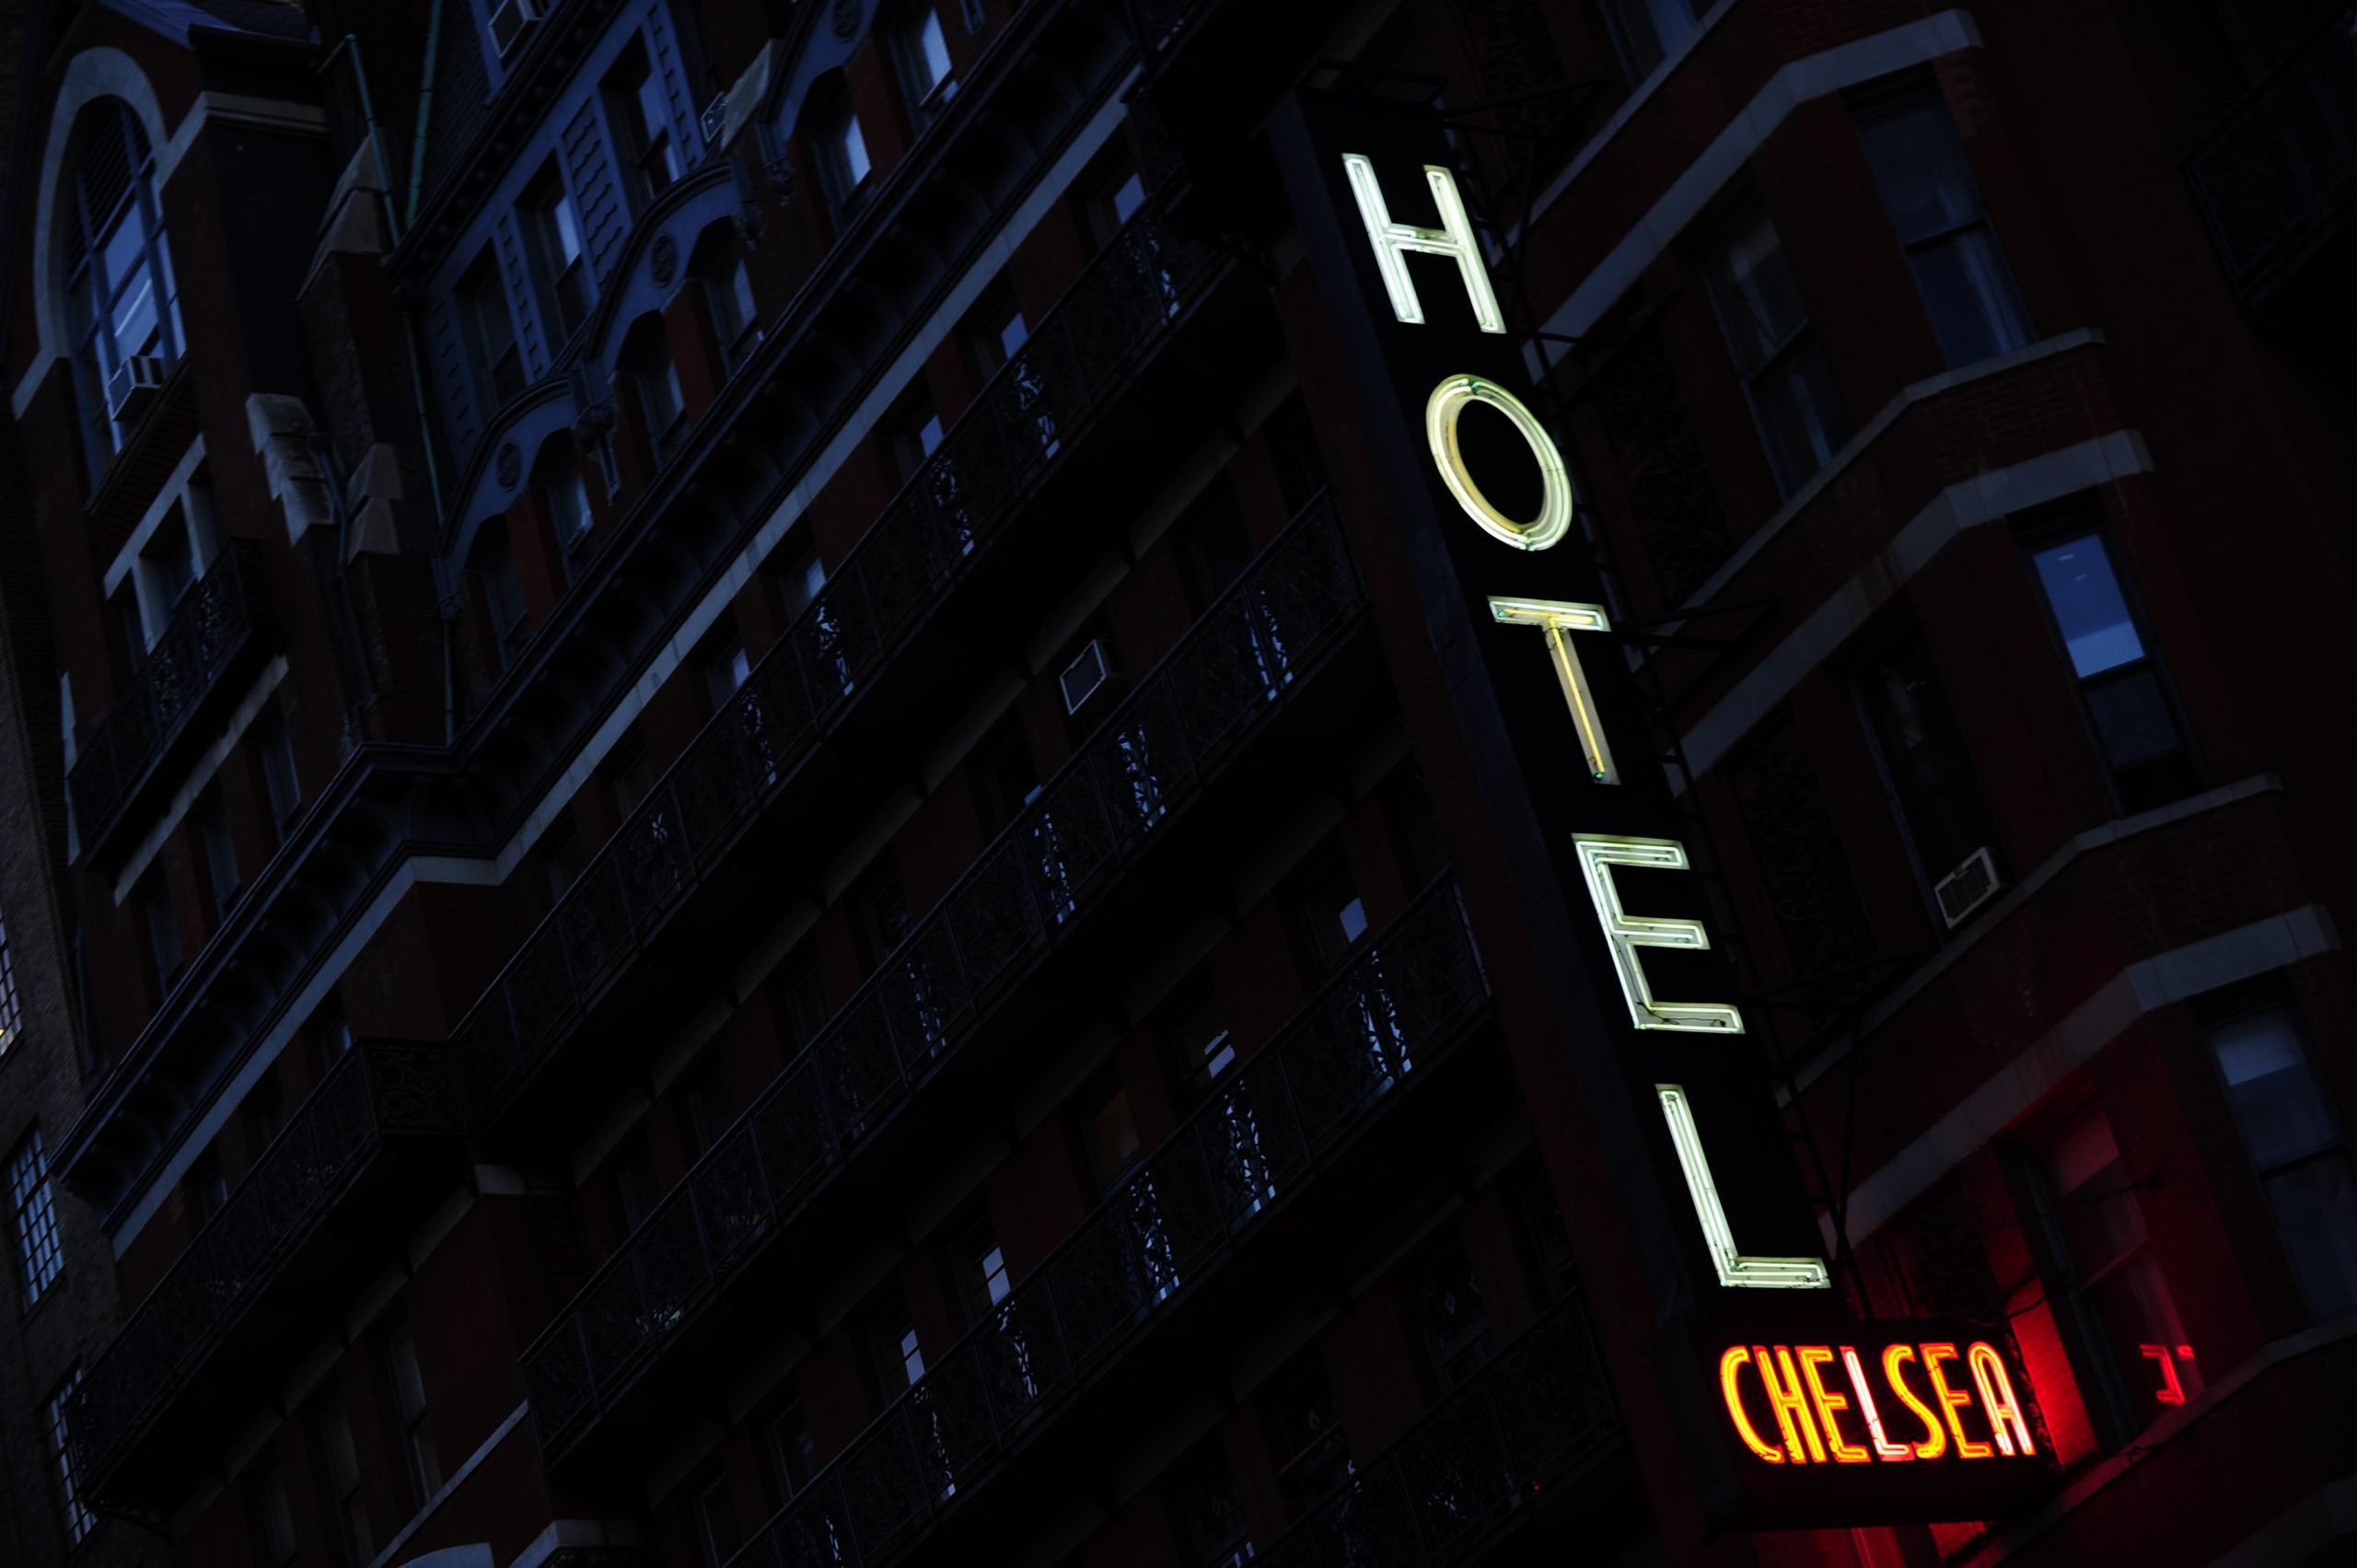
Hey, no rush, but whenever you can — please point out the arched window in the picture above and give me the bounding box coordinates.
[619,313,686,464]
[61,99,180,474]
[690,224,761,375]
[889,5,958,129]
[468,518,530,673]
[805,73,871,220]
[532,439,595,570]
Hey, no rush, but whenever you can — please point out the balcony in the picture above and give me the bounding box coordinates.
[1257,1294,1626,1568]
[67,539,275,869]
[523,494,1381,1471]
[456,195,1277,1154]
[2188,5,2357,315]
[69,1041,466,1505]
[716,877,1496,1568]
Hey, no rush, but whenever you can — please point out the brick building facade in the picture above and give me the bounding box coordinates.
[1,0,2352,1565]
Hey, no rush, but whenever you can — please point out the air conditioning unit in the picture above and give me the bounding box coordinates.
[699,88,731,146]
[1934,845,2003,930]
[1059,638,1117,715]
[105,354,166,423]
[487,0,544,58]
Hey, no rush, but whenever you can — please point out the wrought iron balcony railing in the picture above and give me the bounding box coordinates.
[1257,1294,1620,1568]
[718,877,1491,1568]
[69,1041,464,1500]
[522,494,1364,1456]
[2188,4,2357,307]
[455,197,1217,1123]
[67,539,274,866]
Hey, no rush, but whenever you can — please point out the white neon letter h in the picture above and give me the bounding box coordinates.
[1341,154,1505,334]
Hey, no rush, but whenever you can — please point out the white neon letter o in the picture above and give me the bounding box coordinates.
[1423,375,1574,552]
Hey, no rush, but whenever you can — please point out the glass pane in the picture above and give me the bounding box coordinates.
[836,110,872,190]
[2084,668,2181,771]
[1753,339,1847,493]
[2046,1109,2147,1276]
[2087,1250,2200,1420]
[99,206,147,299]
[1858,100,1985,246]
[1604,0,1697,79]
[1910,226,2030,366]
[918,11,953,92]
[2030,534,2142,677]
[2264,1156,2357,1318]
[2211,1009,2340,1167]
[1709,211,1809,374]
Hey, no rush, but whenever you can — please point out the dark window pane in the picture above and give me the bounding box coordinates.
[2263,1156,2357,1318]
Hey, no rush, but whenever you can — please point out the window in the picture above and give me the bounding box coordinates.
[810,77,873,216]
[694,1467,743,1567]
[2030,1106,2200,1438]
[141,500,202,620]
[1173,1438,1251,1568]
[883,386,945,488]
[252,698,302,846]
[1160,965,1234,1109]
[243,1070,287,1154]
[2024,525,2196,813]
[892,5,958,127]
[138,866,183,993]
[609,41,683,206]
[622,314,688,463]
[612,1130,659,1232]
[678,1049,735,1160]
[1855,84,2030,368]
[2206,1003,2357,1318]
[114,579,148,670]
[1081,157,1146,248]
[766,1400,817,1507]
[523,162,590,341]
[386,1319,444,1503]
[698,236,763,373]
[772,940,830,1053]
[1410,1228,1492,1388]
[1285,841,1370,978]
[456,249,524,409]
[1703,203,1850,495]
[1075,1062,1143,1196]
[1853,616,1998,901]
[539,816,586,903]
[967,284,1028,381]
[949,1205,1013,1329]
[1263,1347,1346,1494]
[319,1392,373,1566]
[772,535,827,624]
[252,1454,298,1565]
[1170,484,1252,614]
[469,518,532,672]
[851,860,912,970]
[195,783,242,916]
[867,1289,926,1398]
[62,100,181,474]
[699,618,752,714]
[1599,0,1699,84]
[606,730,659,820]
[9,1127,63,1306]
[310,995,354,1072]
[0,907,19,1057]
[535,441,596,563]
[970,711,1039,839]
[44,1367,94,1546]
[187,1146,229,1225]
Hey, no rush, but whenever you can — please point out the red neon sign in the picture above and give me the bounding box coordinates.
[1719,1340,2036,1468]
[2140,1342,2196,1406]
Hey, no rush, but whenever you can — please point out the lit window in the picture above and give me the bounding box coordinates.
[811,79,872,216]
[2032,1106,2201,1437]
[468,518,532,672]
[1083,159,1146,249]
[609,41,684,206]
[456,248,524,408]
[386,1320,444,1504]
[523,161,589,340]
[1703,203,1851,496]
[1599,0,1699,84]
[61,99,181,475]
[950,1205,1013,1328]
[2206,1004,2357,1318]
[0,906,20,1057]
[8,1127,64,1307]
[968,283,1028,381]
[1856,84,2031,369]
[44,1366,93,1545]
[895,6,958,125]
[884,388,945,487]
[2026,527,2196,813]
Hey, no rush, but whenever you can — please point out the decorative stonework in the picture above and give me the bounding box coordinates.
[496,440,522,490]
[651,233,679,285]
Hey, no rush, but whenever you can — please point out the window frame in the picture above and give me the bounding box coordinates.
[8,1127,64,1308]
[1596,0,1701,87]
[891,4,959,130]
[62,99,182,475]
[1697,194,1852,497]
[521,160,591,345]
[44,1365,95,1547]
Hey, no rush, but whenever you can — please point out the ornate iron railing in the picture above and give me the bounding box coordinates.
[2187,4,2357,305]
[522,493,1364,1453]
[454,196,1216,1121]
[68,1040,462,1494]
[718,878,1490,1568]
[1255,1294,1620,1568]
[67,539,273,861]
